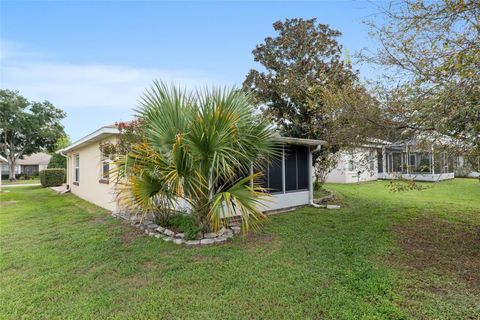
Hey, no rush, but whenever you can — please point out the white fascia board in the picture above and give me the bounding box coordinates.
[276,136,326,146]
[59,126,119,154]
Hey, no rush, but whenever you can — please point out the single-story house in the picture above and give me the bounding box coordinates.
[60,125,325,213]
[0,153,51,178]
[324,146,379,184]
[325,138,472,183]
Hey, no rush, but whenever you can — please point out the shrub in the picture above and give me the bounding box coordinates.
[39,169,65,187]
[48,153,67,169]
[154,213,203,240]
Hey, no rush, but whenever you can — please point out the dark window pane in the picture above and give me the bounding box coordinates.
[285,146,297,191]
[297,145,309,190]
[103,162,109,179]
[268,154,283,193]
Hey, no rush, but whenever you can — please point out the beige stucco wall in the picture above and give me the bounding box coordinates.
[66,137,118,212]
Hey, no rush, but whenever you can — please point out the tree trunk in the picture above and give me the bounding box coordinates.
[8,158,17,181]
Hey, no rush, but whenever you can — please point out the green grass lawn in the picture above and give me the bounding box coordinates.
[2,179,40,185]
[1,179,479,319]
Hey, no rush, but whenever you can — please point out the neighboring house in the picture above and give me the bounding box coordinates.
[326,138,463,183]
[17,153,51,177]
[0,161,20,177]
[60,125,325,213]
[0,152,51,178]
[324,146,379,184]
[452,155,480,178]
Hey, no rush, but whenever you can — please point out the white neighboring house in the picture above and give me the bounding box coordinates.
[0,153,51,178]
[324,138,477,183]
[0,155,7,191]
[324,147,379,184]
[60,125,326,213]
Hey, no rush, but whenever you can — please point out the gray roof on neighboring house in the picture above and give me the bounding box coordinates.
[17,153,51,166]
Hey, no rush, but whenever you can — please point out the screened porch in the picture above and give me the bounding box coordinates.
[377,143,455,182]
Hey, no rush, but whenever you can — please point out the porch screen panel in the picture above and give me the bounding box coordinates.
[285,146,297,191]
[296,145,309,190]
[254,162,268,189]
[268,155,283,193]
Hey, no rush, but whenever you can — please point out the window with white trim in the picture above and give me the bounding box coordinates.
[74,154,80,183]
[102,160,110,180]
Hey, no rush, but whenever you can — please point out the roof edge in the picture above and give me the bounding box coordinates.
[276,136,326,146]
[60,125,326,154]
[59,126,119,154]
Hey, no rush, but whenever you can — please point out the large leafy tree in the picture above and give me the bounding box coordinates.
[364,0,480,159]
[114,82,278,233]
[0,89,66,180]
[243,18,381,182]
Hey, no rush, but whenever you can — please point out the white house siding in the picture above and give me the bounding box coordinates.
[66,137,118,212]
[380,172,454,181]
[1,164,21,175]
[260,191,310,212]
[467,172,480,178]
[325,149,378,184]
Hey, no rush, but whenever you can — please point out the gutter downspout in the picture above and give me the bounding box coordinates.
[57,149,70,190]
[309,144,323,208]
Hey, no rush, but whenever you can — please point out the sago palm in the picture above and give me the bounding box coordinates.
[115,81,278,233]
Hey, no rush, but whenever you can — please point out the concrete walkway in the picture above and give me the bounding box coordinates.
[50,184,68,193]
[2,183,41,187]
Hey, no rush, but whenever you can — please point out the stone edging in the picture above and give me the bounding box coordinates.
[111,212,241,246]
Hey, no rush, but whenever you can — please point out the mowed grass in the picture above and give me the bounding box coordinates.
[2,179,40,185]
[0,179,479,319]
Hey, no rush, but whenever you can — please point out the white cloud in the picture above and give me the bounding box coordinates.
[0,39,229,109]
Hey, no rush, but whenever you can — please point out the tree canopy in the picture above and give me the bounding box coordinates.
[364,0,480,152]
[243,18,383,182]
[0,89,66,180]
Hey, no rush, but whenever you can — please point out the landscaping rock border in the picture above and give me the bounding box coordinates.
[110,211,240,246]
[313,191,341,209]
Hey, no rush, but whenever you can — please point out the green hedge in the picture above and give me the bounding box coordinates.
[39,169,65,187]
[47,153,67,169]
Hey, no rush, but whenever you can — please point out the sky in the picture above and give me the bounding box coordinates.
[1,1,382,142]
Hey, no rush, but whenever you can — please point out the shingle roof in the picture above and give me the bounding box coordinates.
[17,153,51,165]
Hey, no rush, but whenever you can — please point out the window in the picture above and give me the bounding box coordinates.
[102,161,109,179]
[74,154,80,184]
[369,151,375,171]
[348,159,355,172]
[102,161,110,179]
[409,154,416,166]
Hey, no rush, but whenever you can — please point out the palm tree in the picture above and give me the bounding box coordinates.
[115,81,278,233]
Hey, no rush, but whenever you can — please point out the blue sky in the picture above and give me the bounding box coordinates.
[1,1,381,141]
